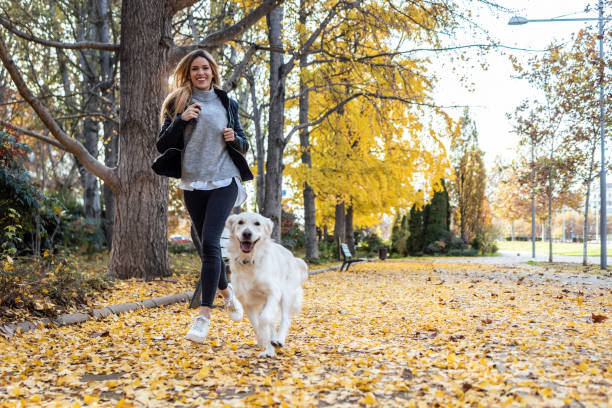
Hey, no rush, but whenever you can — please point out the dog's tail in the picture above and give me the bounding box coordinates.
[296,258,308,282]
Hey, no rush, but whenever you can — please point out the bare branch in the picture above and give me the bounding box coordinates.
[0,120,67,151]
[0,32,119,191]
[0,17,120,51]
[282,0,362,77]
[54,112,120,126]
[222,45,257,91]
[170,0,285,63]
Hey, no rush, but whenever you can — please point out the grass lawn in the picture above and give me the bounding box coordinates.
[496,240,612,257]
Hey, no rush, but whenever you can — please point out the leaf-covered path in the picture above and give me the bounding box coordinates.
[1,261,611,407]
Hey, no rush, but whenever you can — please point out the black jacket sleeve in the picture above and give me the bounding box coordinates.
[156,112,187,154]
[226,99,249,155]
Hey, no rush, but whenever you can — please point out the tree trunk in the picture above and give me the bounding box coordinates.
[298,1,318,261]
[345,204,355,254]
[262,6,285,242]
[77,1,102,221]
[583,186,591,266]
[247,75,265,213]
[108,0,171,279]
[334,201,346,244]
[548,193,553,263]
[97,0,118,247]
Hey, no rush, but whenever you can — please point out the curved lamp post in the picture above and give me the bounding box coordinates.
[508,0,608,268]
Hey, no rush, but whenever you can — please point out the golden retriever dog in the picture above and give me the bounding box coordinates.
[225,212,308,357]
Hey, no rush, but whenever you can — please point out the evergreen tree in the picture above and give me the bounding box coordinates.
[391,214,409,256]
[423,179,451,248]
[408,204,424,255]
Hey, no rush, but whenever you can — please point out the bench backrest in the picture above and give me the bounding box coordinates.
[341,243,352,258]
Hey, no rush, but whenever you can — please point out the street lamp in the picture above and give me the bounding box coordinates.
[508,0,609,269]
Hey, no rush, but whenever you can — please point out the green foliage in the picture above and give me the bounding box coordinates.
[281,209,305,250]
[0,251,114,319]
[0,131,40,255]
[317,238,338,261]
[423,180,451,247]
[0,132,104,255]
[408,204,424,254]
[390,215,409,256]
[358,231,384,254]
[168,241,196,254]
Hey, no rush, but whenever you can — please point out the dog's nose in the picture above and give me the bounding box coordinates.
[242,229,252,240]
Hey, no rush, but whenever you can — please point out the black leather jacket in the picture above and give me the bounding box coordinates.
[151,88,253,181]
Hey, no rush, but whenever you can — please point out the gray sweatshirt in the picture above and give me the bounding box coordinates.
[181,88,241,183]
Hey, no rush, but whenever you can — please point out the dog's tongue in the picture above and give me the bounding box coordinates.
[240,241,254,253]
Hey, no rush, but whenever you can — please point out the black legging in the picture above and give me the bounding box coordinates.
[183,179,238,307]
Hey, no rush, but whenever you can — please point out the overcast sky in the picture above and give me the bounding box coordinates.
[431,0,601,169]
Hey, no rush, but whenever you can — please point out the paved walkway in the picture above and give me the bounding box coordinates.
[496,250,612,266]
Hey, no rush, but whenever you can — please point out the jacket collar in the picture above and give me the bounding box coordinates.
[213,87,229,108]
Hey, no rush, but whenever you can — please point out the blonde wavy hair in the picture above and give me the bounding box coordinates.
[160,49,221,124]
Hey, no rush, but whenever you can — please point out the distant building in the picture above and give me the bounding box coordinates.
[589,181,612,214]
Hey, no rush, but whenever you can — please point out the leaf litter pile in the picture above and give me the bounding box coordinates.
[1,260,611,407]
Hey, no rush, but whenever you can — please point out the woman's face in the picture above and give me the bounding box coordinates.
[189,56,213,90]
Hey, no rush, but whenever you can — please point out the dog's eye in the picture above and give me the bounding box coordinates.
[238,220,244,225]
[254,221,260,226]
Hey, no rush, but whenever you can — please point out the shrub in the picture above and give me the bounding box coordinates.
[358,231,384,254]
[0,251,114,319]
[281,209,305,250]
[424,240,446,255]
[168,241,196,254]
[317,239,338,261]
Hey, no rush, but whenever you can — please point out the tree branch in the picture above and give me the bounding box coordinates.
[0,17,120,51]
[0,32,119,191]
[169,0,285,64]
[221,45,257,91]
[282,91,455,145]
[0,120,67,152]
[282,0,361,77]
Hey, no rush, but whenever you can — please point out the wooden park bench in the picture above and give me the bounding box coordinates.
[188,226,230,309]
[340,243,369,271]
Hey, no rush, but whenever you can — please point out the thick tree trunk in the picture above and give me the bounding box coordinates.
[262,6,285,242]
[345,204,355,254]
[108,0,171,279]
[298,2,318,261]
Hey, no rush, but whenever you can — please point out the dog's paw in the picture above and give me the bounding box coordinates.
[271,340,284,348]
[258,350,275,358]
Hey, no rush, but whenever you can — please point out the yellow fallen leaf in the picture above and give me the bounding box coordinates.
[541,387,553,397]
[83,394,99,405]
[196,366,210,380]
[359,392,377,405]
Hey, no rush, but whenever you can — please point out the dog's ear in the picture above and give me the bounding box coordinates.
[263,217,274,238]
[226,214,239,231]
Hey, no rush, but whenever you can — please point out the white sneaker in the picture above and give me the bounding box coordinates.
[185,315,210,344]
[224,283,243,321]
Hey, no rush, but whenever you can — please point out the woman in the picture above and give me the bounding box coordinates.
[153,49,253,344]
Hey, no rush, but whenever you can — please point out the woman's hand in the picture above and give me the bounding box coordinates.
[222,128,235,142]
[180,103,201,121]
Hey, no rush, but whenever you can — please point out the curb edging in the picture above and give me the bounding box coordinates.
[0,264,343,338]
